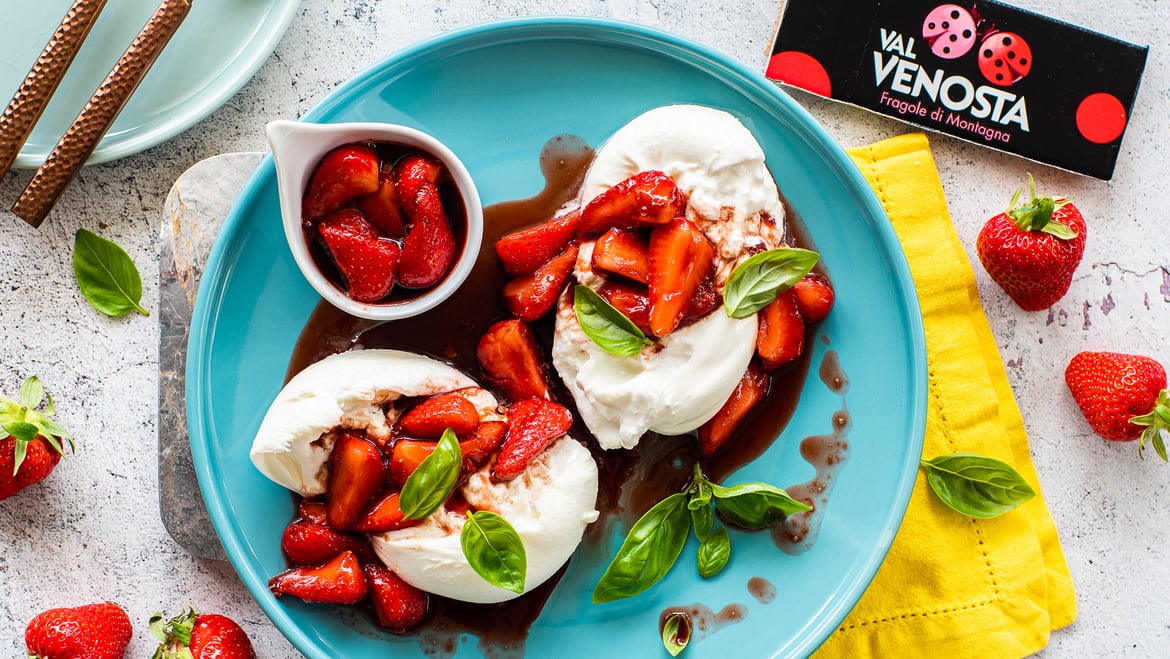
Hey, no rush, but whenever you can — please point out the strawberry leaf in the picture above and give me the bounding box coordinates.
[3,421,38,442]
[1130,390,1170,461]
[73,228,150,317]
[19,376,44,409]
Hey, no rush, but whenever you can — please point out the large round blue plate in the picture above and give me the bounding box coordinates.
[188,17,927,659]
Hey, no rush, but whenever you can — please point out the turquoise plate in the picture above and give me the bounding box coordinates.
[1,0,299,168]
[188,17,927,658]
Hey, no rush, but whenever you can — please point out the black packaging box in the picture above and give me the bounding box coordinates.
[767,0,1148,180]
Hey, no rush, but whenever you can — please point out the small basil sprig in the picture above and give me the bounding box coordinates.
[461,510,527,593]
[573,285,652,356]
[723,248,819,318]
[593,465,810,603]
[72,228,150,317]
[920,452,1035,519]
[661,612,691,656]
[399,428,461,519]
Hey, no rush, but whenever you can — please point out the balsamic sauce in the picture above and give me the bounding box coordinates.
[283,134,852,655]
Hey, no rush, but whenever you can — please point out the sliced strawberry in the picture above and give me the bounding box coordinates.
[598,281,653,336]
[398,184,456,289]
[394,154,443,215]
[363,564,429,632]
[280,519,372,566]
[297,499,328,526]
[647,218,715,337]
[591,227,650,283]
[578,170,686,238]
[357,166,407,238]
[699,363,769,456]
[792,272,835,324]
[459,420,508,465]
[756,288,804,370]
[502,243,579,322]
[476,319,553,402]
[269,550,367,605]
[327,433,386,531]
[684,276,720,320]
[399,392,480,439]
[351,491,419,533]
[493,399,573,481]
[303,144,381,223]
[318,209,401,302]
[496,209,581,276]
[389,439,436,487]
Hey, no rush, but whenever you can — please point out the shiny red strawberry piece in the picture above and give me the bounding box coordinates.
[269,550,368,605]
[399,392,480,439]
[591,227,650,283]
[394,154,443,216]
[326,432,386,531]
[318,209,401,302]
[357,165,407,238]
[297,499,328,526]
[363,564,429,632]
[496,209,581,276]
[699,362,770,456]
[477,319,553,403]
[25,602,131,659]
[756,288,804,371]
[280,519,372,565]
[493,399,573,481]
[303,144,380,223]
[792,272,835,324]
[388,439,434,487]
[598,281,653,336]
[647,217,715,337]
[398,183,456,289]
[1065,351,1170,459]
[684,276,720,321]
[578,170,687,238]
[460,420,508,466]
[351,491,418,533]
[502,243,578,322]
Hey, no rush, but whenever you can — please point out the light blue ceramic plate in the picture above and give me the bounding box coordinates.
[0,0,299,168]
[188,17,927,659]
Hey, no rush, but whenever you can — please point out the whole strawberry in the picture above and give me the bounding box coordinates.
[0,376,74,500]
[1065,351,1170,460]
[25,602,132,659]
[976,176,1086,311]
[150,608,257,659]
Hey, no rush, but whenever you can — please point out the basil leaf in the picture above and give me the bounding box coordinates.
[72,229,149,317]
[723,248,819,319]
[661,612,691,657]
[461,510,527,593]
[921,453,1035,519]
[573,285,652,356]
[709,481,812,529]
[593,492,691,603]
[689,479,714,540]
[696,526,730,578]
[400,428,462,519]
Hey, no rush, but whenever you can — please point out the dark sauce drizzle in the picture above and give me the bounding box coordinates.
[285,135,850,656]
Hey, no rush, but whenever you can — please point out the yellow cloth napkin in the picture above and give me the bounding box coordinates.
[813,134,1077,658]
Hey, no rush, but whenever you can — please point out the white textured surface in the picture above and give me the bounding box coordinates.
[0,0,1166,657]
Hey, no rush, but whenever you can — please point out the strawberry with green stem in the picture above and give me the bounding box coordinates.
[151,608,257,659]
[0,376,73,501]
[976,175,1086,311]
[1065,351,1170,460]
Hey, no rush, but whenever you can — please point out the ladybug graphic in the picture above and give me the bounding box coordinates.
[978,31,1033,86]
[922,4,977,59]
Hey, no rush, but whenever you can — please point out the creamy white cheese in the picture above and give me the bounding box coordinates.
[553,105,786,450]
[372,436,599,603]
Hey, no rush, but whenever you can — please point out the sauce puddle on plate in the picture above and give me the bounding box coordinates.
[284,134,850,656]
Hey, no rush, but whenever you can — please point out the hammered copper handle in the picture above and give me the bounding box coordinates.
[0,0,109,178]
[12,0,193,228]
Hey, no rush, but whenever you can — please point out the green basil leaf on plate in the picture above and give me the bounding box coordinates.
[696,526,731,578]
[661,612,691,656]
[921,452,1035,519]
[723,248,819,319]
[72,228,150,317]
[400,428,461,519]
[709,481,812,529]
[573,285,652,356]
[688,475,714,540]
[593,491,691,603]
[461,510,527,593]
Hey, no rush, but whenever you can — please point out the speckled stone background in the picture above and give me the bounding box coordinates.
[1,1,1167,657]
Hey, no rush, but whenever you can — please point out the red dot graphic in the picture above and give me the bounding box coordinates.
[1076,93,1127,144]
[765,51,832,97]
